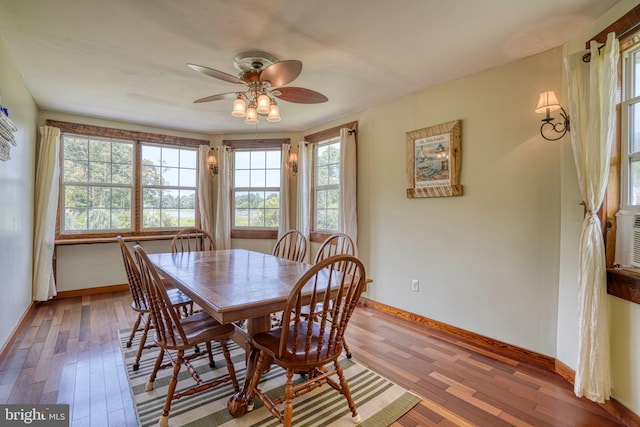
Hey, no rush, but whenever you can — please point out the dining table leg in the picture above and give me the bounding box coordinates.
[227,314,272,418]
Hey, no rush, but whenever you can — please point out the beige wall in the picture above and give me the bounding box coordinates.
[307,47,563,356]
[0,39,38,347]
[558,0,640,414]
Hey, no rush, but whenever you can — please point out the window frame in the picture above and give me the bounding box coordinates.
[312,136,341,234]
[585,4,640,304]
[304,121,357,243]
[51,120,208,241]
[225,138,289,240]
[621,44,640,211]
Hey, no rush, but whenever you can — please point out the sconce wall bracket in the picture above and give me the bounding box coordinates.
[540,106,570,141]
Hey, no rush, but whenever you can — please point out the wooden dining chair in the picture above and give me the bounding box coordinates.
[171,227,216,253]
[134,245,239,427]
[272,229,307,262]
[313,232,356,358]
[246,254,366,427]
[116,236,193,371]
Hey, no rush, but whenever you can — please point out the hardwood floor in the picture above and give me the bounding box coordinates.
[0,291,624,426]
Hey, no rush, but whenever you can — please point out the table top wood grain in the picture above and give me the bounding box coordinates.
[146,249,314,325]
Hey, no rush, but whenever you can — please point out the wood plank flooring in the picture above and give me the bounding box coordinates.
[0,291,624,426]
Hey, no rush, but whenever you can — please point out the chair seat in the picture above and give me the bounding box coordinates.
[252,321,341,367]
[166,288,192,306]
[155,311,235,350]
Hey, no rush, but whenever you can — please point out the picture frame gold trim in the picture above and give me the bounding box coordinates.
[406,120,462,198]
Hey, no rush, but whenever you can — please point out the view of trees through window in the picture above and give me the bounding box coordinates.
[233,149,280,228]
[141,144,197,228]
[314,139,340,231]
[62,136,134,231]
[60,134,198,234]
[626,46,640,206]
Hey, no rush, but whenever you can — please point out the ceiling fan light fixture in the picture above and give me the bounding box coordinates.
[267,100,281,122]
[232,95,246,117]
[256,92,271,115]
[245,103,259,124]
[190,51,328,126]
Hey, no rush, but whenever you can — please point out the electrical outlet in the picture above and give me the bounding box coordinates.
[411,279,419,292]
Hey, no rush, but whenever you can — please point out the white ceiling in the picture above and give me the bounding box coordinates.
[0,0,619,135]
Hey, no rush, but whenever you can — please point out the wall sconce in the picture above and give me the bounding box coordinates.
[535,90,570,141]
[289,152,298,175]
[207,151,218,176]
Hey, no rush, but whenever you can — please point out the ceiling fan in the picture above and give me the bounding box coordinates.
[188,51,328,124]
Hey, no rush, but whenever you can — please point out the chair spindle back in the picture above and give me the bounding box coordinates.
[134,245,188,348]
[279,255,365,362]
[272,229,307,262]
[116,236,148,311]
[171,227,216,253]
[313,232,356,264]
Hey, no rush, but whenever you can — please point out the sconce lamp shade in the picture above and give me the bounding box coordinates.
[535,91,562,114]
[535,90,570,141]
[289,152,298,175]
[208,151,219,175]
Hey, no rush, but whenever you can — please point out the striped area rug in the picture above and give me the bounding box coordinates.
[119,329,420,426]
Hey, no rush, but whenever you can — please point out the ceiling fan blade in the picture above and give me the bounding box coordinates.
[193,92,239,103]
[274,87,328,104]
[260,60,302,87]
[187,63,246,86]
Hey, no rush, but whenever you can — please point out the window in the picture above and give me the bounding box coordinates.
[622,43,640,209]
[305,121,357,243]
[233,149,281,229]
[314,137,340,231]
[141,144,197,228]
[62,135,134,232]
[225,138,288,239]
[53,120,207,239]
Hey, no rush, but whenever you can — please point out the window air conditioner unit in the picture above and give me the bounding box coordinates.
[615,211,640,268]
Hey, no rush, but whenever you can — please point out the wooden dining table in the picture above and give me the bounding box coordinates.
[145,248,315,418]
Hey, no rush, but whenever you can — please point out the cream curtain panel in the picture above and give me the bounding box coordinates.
[564,32,618,403]
[278,143,291,237]
[215,146,232,249]
[32,126,60,301]
[338,128,357,244]
[197,144,214,235]
[296,142,312,263]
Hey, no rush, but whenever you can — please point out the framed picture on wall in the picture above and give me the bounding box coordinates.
[406,119,462,198]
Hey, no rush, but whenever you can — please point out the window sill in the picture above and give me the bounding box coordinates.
[55,235,175,245]
[607,267,640,304]
[231,229,278,240]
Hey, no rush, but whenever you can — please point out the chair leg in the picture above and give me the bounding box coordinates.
[220,339,239,392]
[159,349,184,427]
[334,360,360,423]
[127,312,143,348]
[134,314,152,371]
[146,348,165,392]
[342,337,352,359]
[246,351,267,411]
[205,341,215,368]
[283,369,295,427]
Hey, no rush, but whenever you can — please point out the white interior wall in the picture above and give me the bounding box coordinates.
[0,39,38,347]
